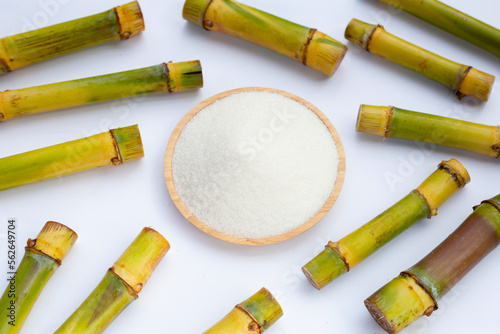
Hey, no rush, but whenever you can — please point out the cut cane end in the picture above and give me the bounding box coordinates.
[344,18,378,49]
[111,125,144,164]
[31,221,78,263]
[115,1,145,39]
[356,105,393,137]
[238,288,283,331]
[365,274,437,334]
[305,31,348,77]
[113,227,170,294]
[439,159,471,187]
[417,159,470,217]
[457,68,495,102]
[364,299,397,334]
[302,244,348,289]
[166,60,204,92]
[183,0,212,28]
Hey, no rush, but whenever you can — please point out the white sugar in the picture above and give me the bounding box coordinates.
[172,91,339,239]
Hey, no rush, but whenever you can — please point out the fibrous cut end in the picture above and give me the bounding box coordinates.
[183,0,213,28]
[305,31,348,77]
[457,67,495,102]
[166,60,203,92]
[239,288,283,331]
[115,1,145,39]
[356,105,393,137]
[344,18,378,49]
[302,244,348,290]
[364,298,396,334]
[30,221,78,263]
[111,125,144,163]
[364,274,437,334]
[112,227,170,295]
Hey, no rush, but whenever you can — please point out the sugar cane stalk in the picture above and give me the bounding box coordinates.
[0,1,144,74]
[0,61,203,122]
[0,221,77,334]
[203,288,283,333]
[357,105,500,158]
[302,159,469,290]
[0,125,144,191]
[377,0,500,57]
[55,227,169,334]
[365,193,500,333]
[183,0,347,76]
[344,19,495,101]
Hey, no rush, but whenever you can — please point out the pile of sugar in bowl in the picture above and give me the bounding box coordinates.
[172,90,340,239]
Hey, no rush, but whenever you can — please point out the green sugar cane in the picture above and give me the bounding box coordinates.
[55,228,169,334]
[357,105,500,158]
[345,19,495,101]
[0,222,77,334]
[0,125,143,191]
[0,2,144,74]
[203,288,283,333]
[302,159,469,290]
[183,0,347,76]
[365,194,500,333]
[377,0,500,57]
[0,61,203,122]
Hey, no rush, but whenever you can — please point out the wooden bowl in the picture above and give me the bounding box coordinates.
[164,87,345,245]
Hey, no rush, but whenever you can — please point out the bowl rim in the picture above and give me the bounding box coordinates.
[164,87,346,245]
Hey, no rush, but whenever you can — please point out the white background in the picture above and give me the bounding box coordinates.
[1,0,499,333]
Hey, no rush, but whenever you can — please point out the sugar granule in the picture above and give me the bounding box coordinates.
[172,91,339,239]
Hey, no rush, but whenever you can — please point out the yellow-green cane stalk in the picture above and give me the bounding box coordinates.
[357,105,500,158]
[302,159,469,290]
[344,19,495,101]
[183,0,347,77]
[377,0,500,57]
[55,227,169,334]
[203,288,283,333]
[0,221,77,334]
[0,125,143,191]
[365,193,500,333]
[0,60,203,122]
[0,1,144,74]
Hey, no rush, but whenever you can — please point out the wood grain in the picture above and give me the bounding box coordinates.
[164,87,345,245]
